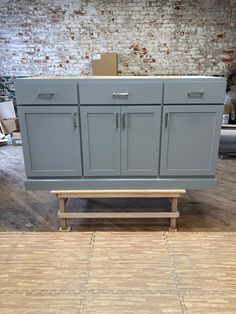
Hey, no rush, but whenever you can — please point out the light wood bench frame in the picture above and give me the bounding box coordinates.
[51,189,186,232]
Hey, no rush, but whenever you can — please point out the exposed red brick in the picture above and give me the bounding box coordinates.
[175,5,180,10]
[222,58,234,63]
[223,50,235,54]
[217,34,224,39]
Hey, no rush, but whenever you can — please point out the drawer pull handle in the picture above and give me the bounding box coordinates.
[112,92,129,97]
[187,91,204,98]
[38,92,54,99]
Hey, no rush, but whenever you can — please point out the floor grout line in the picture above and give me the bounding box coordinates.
[78,231,96,314]
[164,232,186,314]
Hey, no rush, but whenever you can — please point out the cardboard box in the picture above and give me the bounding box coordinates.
[0,101,16,120]
[92,52,118,76]
[12,132,22,146]
[0,139,8,146]
[0,118,19,135]
[224,103,231,114]
[231,86,236,101]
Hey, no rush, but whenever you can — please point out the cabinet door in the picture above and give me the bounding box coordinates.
[18,106,82,177]
[121,106,161,176]
[160,105,223,176]
[80,106,120,176]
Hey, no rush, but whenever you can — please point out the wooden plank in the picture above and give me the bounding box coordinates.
[170,197,179,231]
[58,211,179,219]
[59,198,67,230]
[52,189,186,199]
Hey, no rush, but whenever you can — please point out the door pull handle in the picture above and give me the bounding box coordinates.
[122,113,127,128]
[114,113,120,128]
[72,112,78,128]
[165,112,169,128]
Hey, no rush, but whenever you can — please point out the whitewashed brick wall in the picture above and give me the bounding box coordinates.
[0,0,235,76]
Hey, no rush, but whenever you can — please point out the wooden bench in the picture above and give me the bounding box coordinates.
[51,189,186,232]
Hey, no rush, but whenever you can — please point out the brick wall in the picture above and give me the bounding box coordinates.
[0,0,235,77]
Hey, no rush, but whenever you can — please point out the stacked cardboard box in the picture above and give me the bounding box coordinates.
[0,100,21,145]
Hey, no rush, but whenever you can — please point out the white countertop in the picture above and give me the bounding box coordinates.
[22,75,225,80]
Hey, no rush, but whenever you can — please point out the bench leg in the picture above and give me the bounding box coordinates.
[169,197,178,232]
[59,198,68,231]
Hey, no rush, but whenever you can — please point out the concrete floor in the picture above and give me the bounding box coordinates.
[0,146,236,313]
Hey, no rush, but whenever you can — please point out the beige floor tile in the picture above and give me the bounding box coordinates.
[82,292,183,314]
[0,233,92,291]
[167,233,236,292]
[183,293,236,314]
[0,292,83,314]
[87,232,177,291]
[0,233,18,266]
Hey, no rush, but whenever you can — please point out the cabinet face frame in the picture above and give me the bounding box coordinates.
[18,106,82,177]
[160,104,223,176]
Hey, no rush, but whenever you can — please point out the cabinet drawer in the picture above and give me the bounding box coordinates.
[79,81,163,105]
[164,80,226,104]
[16,80,78,105]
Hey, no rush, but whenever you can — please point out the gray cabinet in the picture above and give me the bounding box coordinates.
[15,77,226,191]
[18,106,82,177]
[121,106,161,176]
[160,105,223,176]
[81,105,161,177]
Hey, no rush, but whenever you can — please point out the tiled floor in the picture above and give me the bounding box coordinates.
[1,232,236,313]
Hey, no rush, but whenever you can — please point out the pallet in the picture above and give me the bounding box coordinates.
[51,189,186,232]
